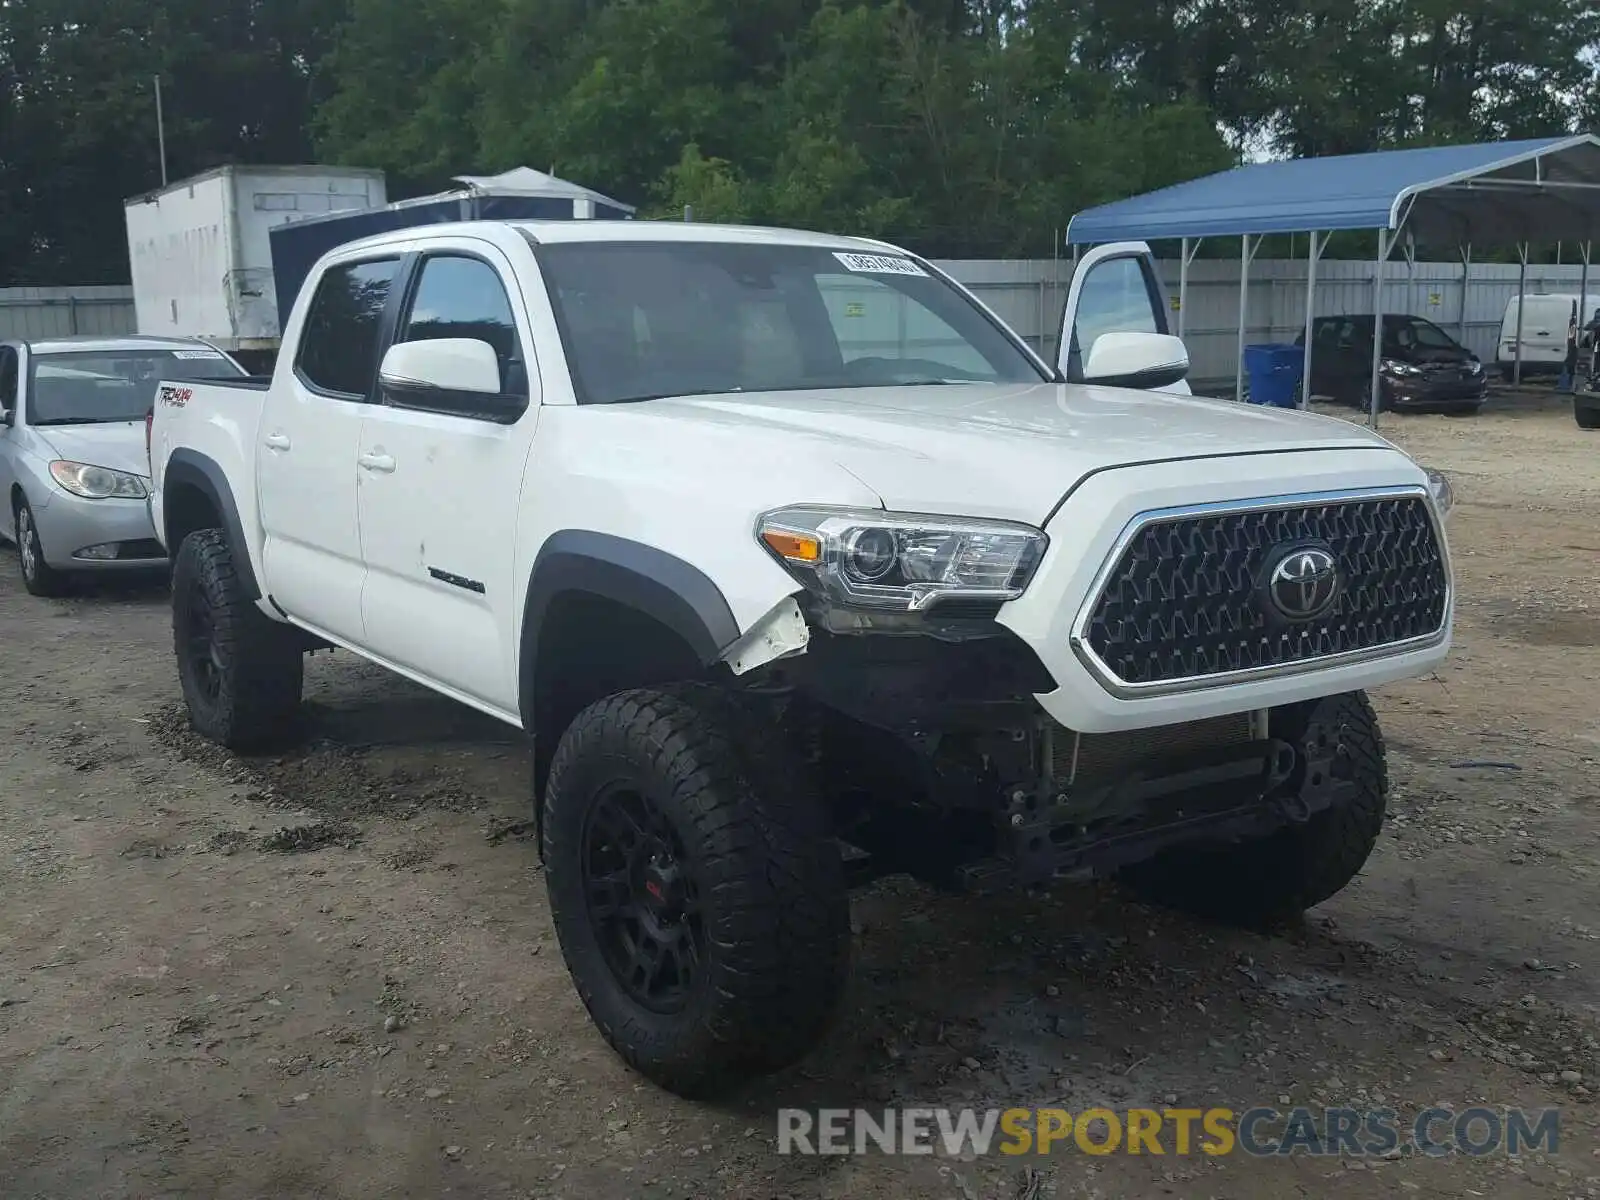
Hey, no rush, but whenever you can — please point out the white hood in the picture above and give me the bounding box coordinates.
[31,421,151,478]
[638,383,1401,523]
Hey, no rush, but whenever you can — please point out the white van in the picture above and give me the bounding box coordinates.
[1497,293,1600,378]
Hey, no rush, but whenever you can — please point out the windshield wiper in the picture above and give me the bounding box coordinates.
[33,417,113,426]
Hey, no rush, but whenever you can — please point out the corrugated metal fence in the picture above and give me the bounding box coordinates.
[0,286,137,340]
[935,258,1600,389]
[7,259,1597,387]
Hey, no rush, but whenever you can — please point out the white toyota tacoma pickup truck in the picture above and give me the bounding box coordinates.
[147,219,1454,1097]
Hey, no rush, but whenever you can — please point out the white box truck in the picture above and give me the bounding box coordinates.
[124,165,387,368]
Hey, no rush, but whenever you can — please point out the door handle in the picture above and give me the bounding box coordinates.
[358,451,396,473]
[264,433,290,451]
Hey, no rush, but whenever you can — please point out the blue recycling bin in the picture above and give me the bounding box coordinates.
[1243,343,1305,408]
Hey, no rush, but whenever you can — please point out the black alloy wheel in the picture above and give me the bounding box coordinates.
[582,783,706,1013]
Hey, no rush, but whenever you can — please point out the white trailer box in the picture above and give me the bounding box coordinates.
[124,165,386,352]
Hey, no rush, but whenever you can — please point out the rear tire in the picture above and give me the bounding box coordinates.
[171,528,304,751]
[1576,403,1600,430]
[14,497,68,597]
[542,684,849,1098]
[1122,691,1387,927]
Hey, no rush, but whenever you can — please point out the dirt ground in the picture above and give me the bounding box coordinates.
[3,385,1599,1200]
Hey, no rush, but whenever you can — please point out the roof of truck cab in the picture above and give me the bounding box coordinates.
[324,219,905,257]
[25,334,225,355]
[514,220,896,249]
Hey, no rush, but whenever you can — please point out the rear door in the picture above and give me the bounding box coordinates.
[1056,242,1190,395]
[256,253,404,641]
[1502,297,1570,367]
[1525,298,1571,365]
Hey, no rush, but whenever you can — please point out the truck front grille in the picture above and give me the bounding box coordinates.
[1080,493,1448,689]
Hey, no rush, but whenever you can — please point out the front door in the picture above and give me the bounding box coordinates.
[0,345,21,520]
[356,244,539,713]
[257,254,404,641]
[1056,242,1191,395]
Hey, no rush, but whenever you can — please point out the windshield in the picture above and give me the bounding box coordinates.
[533,240,1048,404]
[27,348,244,425]
[1389,318,1459,352]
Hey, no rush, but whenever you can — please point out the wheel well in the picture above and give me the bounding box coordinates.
[164,480,223,552]
[529,591,709,793]
[9,483,22,515]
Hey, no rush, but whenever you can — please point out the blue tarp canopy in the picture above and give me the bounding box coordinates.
[1067,134,1600,246]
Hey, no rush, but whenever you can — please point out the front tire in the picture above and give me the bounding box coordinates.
[171,528,304,751]
[1123,691,1387,927]
[1576,401,1600,430]
[543,685,850,1098]
[15,497,68,597]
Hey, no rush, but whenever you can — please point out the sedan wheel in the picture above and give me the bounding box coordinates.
[15,499,67,597]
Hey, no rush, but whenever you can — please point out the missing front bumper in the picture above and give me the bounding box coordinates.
[956,733,1331,894]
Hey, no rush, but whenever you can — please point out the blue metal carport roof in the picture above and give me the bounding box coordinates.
[1067,134,1600,245]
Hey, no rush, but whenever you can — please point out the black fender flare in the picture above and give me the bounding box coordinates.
[516,530,741,732]
[162,449,261,601]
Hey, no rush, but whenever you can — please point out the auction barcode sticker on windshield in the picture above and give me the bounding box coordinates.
[833,252,928,277]
[172,349,226,360]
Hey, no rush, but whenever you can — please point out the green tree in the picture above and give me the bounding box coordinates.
[1,0,348,282]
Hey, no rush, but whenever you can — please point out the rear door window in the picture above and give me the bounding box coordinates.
[294,258,402,398]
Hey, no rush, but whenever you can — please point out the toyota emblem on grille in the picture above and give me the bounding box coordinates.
[1267,547,1341,621]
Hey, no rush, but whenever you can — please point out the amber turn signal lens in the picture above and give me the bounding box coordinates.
[761,529,822,562]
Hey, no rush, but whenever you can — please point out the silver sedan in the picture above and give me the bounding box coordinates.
[0,335,247,596]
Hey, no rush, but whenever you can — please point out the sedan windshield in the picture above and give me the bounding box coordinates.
[533,240,1048,404]
[1390,318,1460,352]
[27,348,244,426]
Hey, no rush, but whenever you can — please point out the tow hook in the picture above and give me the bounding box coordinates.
[1267,742,1312,823]
[1275,789,1313,824]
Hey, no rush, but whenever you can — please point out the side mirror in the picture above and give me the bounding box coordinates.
[378,338,524,422]
[1082,331,1190,391]
[0,406,13,427]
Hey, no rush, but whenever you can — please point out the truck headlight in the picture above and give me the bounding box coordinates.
[49,460,149,500]
[757,506,1047,612]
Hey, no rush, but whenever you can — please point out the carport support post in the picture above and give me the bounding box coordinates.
[1367,229,1390,429]
[1301,231,1324,409]
[1514,243,1528,385]
[1235,234,1259,404]
[1580,242,1592,372]
[1457,244,1471,345]
[1178,239,1190,338]
[1403,234,1416,321]
[1574,240,1587,360]
[1176,237,1201,339]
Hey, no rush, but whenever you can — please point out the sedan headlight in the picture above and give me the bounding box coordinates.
[1425,468,1453,518]
[757,506,1047,611]
[1466,359,1483,375]
[1381,358,1421,377]
[49,459,149,500]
